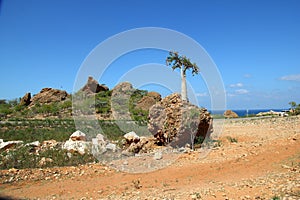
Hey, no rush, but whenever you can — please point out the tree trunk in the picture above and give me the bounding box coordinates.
[181,67,188,102]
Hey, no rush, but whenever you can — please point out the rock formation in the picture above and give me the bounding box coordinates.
[223,110,239,118]
[30,88,69,106]
[136,92,161,111]
[81,76,109,94]
[148,93,213,147]
[111,82,135,120]
[19,92,31,106]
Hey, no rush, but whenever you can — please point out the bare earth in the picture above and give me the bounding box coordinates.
[1,116,300,200]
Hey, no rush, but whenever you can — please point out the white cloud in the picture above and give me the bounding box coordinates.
[279,74,300,81]
[235,89,249,94]
[229,83,243,88]
[196,92,208,97]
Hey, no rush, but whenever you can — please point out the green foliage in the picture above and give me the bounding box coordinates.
[0,119,75,143]
[129,89,149,124]
[289,101,300,115]
[227,136,238,143]
[95,91,111,114]
[0,145,95,170]
[166,51,199,75]
[271,196,280,200]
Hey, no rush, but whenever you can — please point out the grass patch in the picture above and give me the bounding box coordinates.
[0,145,95,170]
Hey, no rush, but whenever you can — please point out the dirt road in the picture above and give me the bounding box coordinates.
[1,116,299,200]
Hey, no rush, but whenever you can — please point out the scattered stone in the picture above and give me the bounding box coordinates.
[41,140,58,149]
[39,157,54,167]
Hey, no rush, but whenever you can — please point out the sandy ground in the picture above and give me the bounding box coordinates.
[1,116,300,200]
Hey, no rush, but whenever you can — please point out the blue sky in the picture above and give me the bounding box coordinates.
[0,0,299,109]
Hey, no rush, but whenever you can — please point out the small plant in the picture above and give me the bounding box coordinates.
[227,136,238,143]
[271,196,280,200]
[132,179,142,189]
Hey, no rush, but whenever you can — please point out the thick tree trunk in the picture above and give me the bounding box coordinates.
[181,67,188,102]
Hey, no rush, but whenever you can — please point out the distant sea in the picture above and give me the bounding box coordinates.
[210,109,288,117]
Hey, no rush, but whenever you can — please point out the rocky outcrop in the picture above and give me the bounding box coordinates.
[111,82,135,120]
[81,76,109,94]
[148,93,213,147]
[224,110,239,118]
[136,92,161,111]
[19,92,31,106]
[30,88,69,106]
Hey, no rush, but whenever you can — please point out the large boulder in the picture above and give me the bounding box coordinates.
[81,76,109,94]
[148,93,213,147]
[19,92,31,106]
[63,131,89,155]
[223,110,239,118]
[136,92,161,111]
[30,88,69,106]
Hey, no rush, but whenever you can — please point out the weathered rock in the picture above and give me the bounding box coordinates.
[125,136,157,154]
[105,143,117,152]
[25,141,40,147]
[136,92,161,111]
[124,131,140,144]
[41,140,58,149]
[62,140,89,155]
[30,88,69,106]
[38,157,53,167]
[111,82,135,120]
[70,130,86,141]
[19,92,31,106]
[153,151,163,160]
[224,110,239,118]
[91,133,108,155]
[147,91,162,101]
[0,140,23,151]
[148,93,213,147]
[81,76,109,94]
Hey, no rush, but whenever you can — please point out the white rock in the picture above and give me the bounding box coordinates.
[25,141,40,147]
[0,140,23,150]
[124,131,140,143]
[105,143,117,152]
[96,133,105,143]
[70,130,86,141]
[153,151,163,160]
[62,140,89,155]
